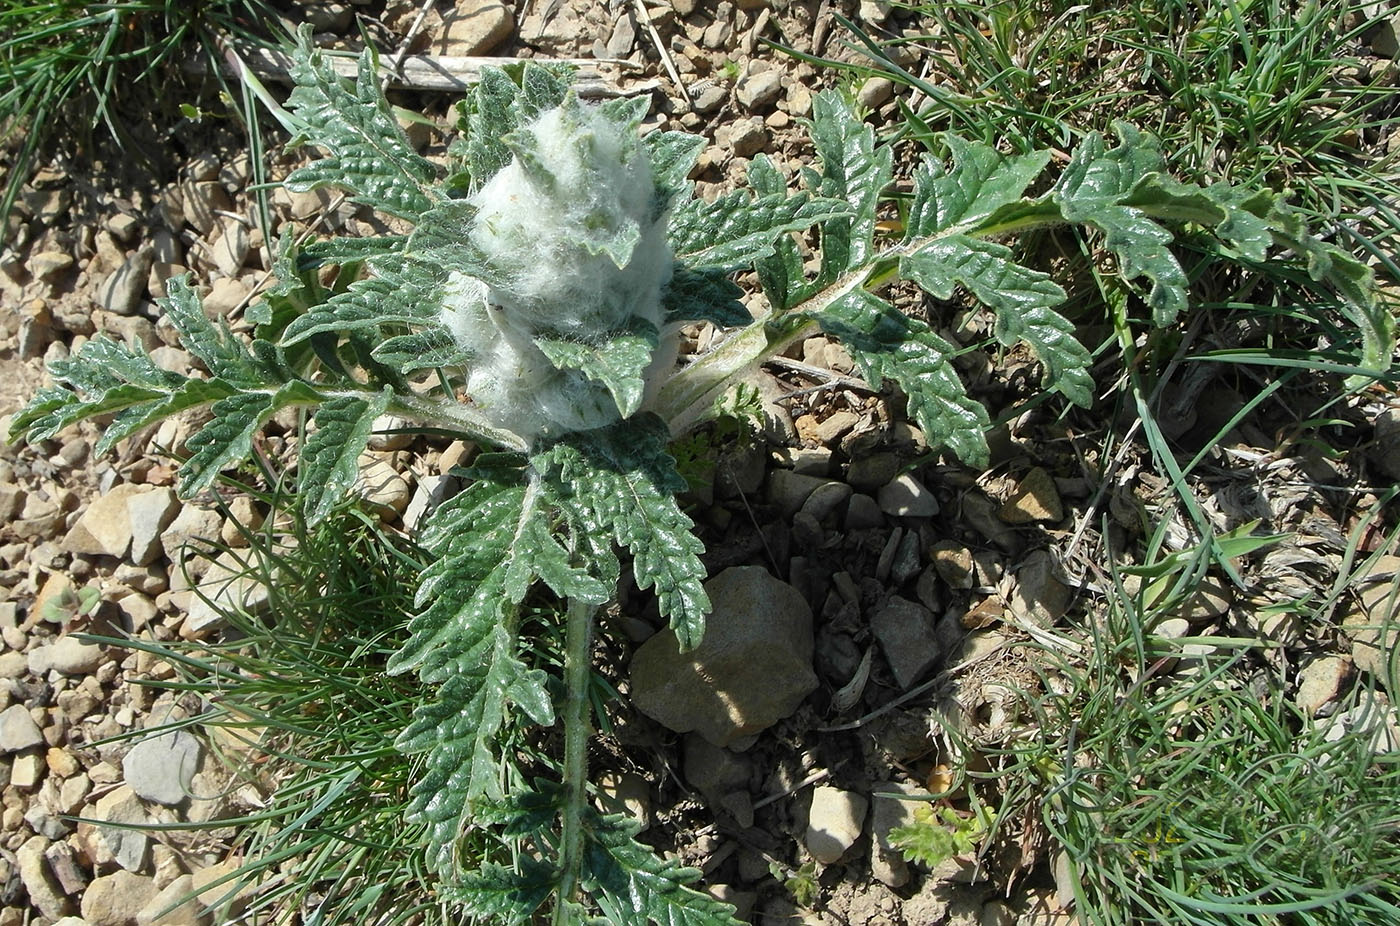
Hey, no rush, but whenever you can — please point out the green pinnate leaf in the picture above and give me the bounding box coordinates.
[582,811,743,926]
[807,90,894,280]
[538,416,709,650]
[813,291,991,467]
[280,273,439,345]
[162,277,261,384]
[902,237,1093,407]
[448,859,555,923]
[663,265,751,327]
[1053,126,1189,326]
[94,379,242,456]
[746,154,807,311]
[284,27,438,220]
[906,135,1051,236]
[178,391,278,497]
[371,326,468,372]
[535,319,659,418]
[668,189,851,273]
[298,389,392,524]
[644,130,705,213]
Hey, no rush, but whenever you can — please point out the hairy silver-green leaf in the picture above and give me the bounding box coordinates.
[1053,126,1189,326]
[668,189,850,273]
[906,135,1051,237]
[371,326,468,373]
[807,90,894,281]
[448,858,555,923]
[535,319,660,419]
[813,291,990,467]
[178,391,278,497]
[298,389,391,524]
[583,811,743,926]
[663,265,751,327]
[902,237,1093,407]
[163,277,261,385]
[538,416,709,649]
[284,27,438,220]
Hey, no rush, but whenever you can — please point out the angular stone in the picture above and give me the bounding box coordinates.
[82,870,159,926]
[767,470,829,519]
[878,473,939,517]
[1295,656,1353,716]
[805,786,868,864]
[183,548,270,634]
[870,597,940,689]
[997,467,1063,524]
[137,873,205,926]
[870,780,920,887]
[122,729,201,806]
[202,276,249,319]
[435,1,513,56]
[30,636,105,676]
[931,541,975,590]
[127,488,180,566]
[62,483,147,558]
[211,220,249,278]
[18,835,74,920]
[98,247,155,316]
[630,566,817,746]
[1008,550,1071,628]
[736,69,783,111]
[93,785,150,872]
[355,455,411,521]
[0,703,44,752]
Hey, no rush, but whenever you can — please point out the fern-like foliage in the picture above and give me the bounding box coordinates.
[9,25,1393,926]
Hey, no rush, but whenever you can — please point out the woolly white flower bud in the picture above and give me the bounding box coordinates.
[439,95,675,442]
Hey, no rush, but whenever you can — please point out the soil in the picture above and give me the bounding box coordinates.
[1,2,1398,925]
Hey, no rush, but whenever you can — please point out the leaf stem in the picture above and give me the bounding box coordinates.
[554,593,595,925]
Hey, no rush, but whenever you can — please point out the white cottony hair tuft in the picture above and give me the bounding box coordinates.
[438,94,676,442]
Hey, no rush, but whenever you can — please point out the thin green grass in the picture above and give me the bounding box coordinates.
[0,0,286,239]
[100,501,474,926]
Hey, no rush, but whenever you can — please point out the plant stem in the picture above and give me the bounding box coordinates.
[554,593,595,925]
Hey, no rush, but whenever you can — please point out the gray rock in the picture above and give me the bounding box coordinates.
[891,529,923,585]
[355,455,412,521]
[857,77,895,109]
[435,1,513,55]
[0,704,44,752]
[869,781,920,887]
[767,470,829,519]
[183,549,270,636]
[1008,550,1071,628]
[728,120,769,158]
[878,473,939,517]
[0,651,26,678]
[1295,656,1353,716]
[736,70,783,111]
[93,785,150,872]
[122,729,202,806]
[127,488,179,566]
[997,467,1063,524]
[683,734,751,804]
[800,481,853,524]
[1370,408,1400,480]
[82,870,159,926]
[159,504,224,566]
[844,493,884,531]
[63,482,147,559]
[202,276,249,318]
[870,596,940,689]
[18,835,74,920]
[29,637,104,676]
[98,247,155,316]
[692,81,728,114]
[137,873,204,926]
[302,0,353,32]
[630,566,818,746]
[28,250,74,282]
[211,220,249,277]
[846,452,901,492]
[367,413,415,451]
[806,785,868,864]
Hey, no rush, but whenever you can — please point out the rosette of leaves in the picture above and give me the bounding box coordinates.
[10,25,1393,926]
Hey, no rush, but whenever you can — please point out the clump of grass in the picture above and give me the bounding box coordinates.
[0,0,284,238]
[792,0,1400,226]
[110,499,476,926]
[944,518,1400,925]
